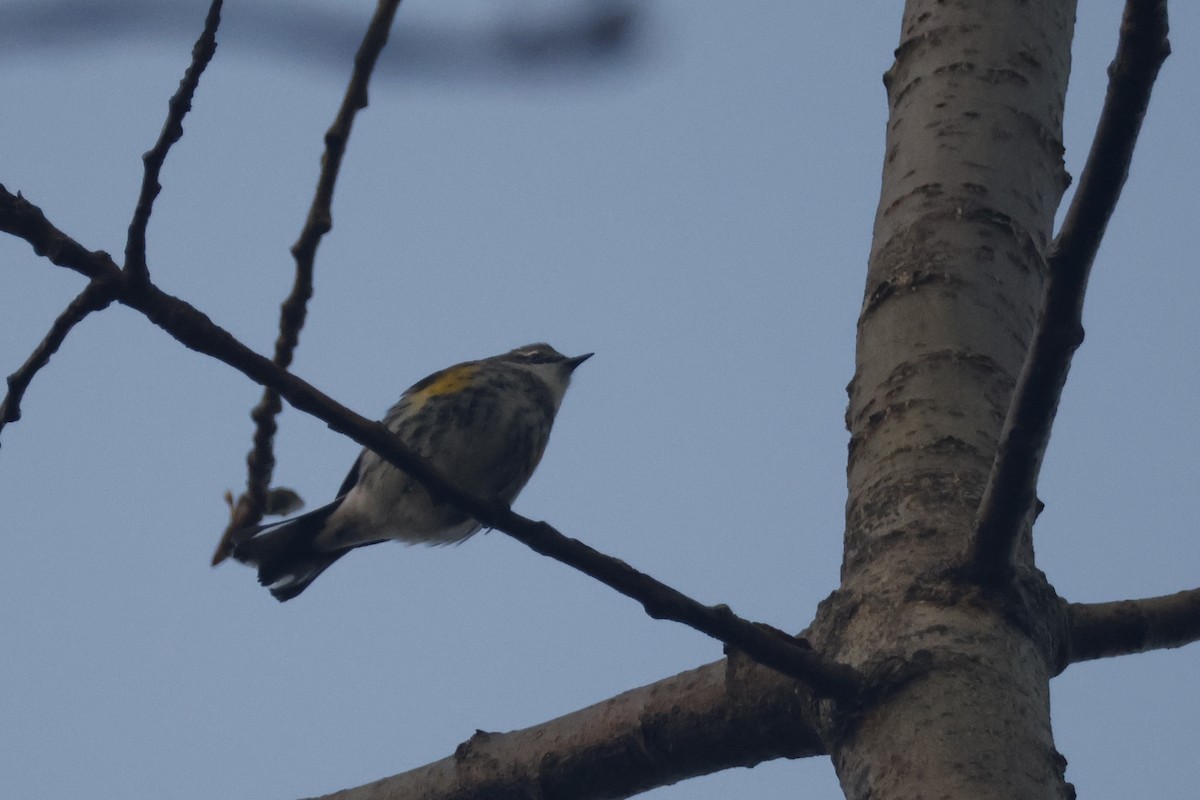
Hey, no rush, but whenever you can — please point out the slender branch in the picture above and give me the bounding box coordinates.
[969,0,1170,583]
[0,187,864,701]
[1064,588,1200,667]
[0,188,117,280]
[124,0,223,284]
[214,0,404,566]
[313,655,824,800]
[0,280,116,438]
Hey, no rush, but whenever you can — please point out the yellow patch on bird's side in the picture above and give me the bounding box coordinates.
[407,364,479,402]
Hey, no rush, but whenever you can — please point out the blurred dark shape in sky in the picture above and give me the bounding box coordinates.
[0,0,642,80]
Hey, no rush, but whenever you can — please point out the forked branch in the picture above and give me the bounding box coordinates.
[970,0,1170,584]
[0,1,223,446]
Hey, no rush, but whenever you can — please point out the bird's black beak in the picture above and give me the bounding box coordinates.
[565,352,594,371]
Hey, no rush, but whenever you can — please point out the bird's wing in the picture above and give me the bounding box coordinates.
[335,452,364,498]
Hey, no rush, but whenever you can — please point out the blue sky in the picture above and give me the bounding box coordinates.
[1,2,1197,798]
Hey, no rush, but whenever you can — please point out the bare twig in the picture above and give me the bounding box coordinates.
[214,0,404,566]
[0,281,116,439]
[0,189,116,280]
[0,185,864,700]
[124,0,223,284]
[1064,588,1200,667]
[969,0,1170,584]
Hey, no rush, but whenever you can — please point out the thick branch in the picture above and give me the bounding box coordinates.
[215,0,404,565]
[0,281,116,436]
[0,186,862,700]
[969,0,1170,583]
[312,655,823,800]
[1064,588,1200,667]
[124,0,223,283]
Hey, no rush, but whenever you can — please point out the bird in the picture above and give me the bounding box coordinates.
[225,343,591,601]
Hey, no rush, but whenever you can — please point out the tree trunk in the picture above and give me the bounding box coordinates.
[810,1,1078,796]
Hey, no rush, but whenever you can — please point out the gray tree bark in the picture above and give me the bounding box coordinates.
[810,1,1077,796]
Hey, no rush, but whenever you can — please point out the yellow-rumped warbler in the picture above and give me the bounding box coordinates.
[229,343,591,601]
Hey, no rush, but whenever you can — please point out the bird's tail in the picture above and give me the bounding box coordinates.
[231,499,349,602]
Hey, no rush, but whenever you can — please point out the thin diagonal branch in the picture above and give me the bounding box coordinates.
[0,280,117,439]
[1063,587,1200,667]
[969,0,1170,584]
[0,186,864,701]
[124,0,223,284]
[0,189,117,281]
[214,0,404,566]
